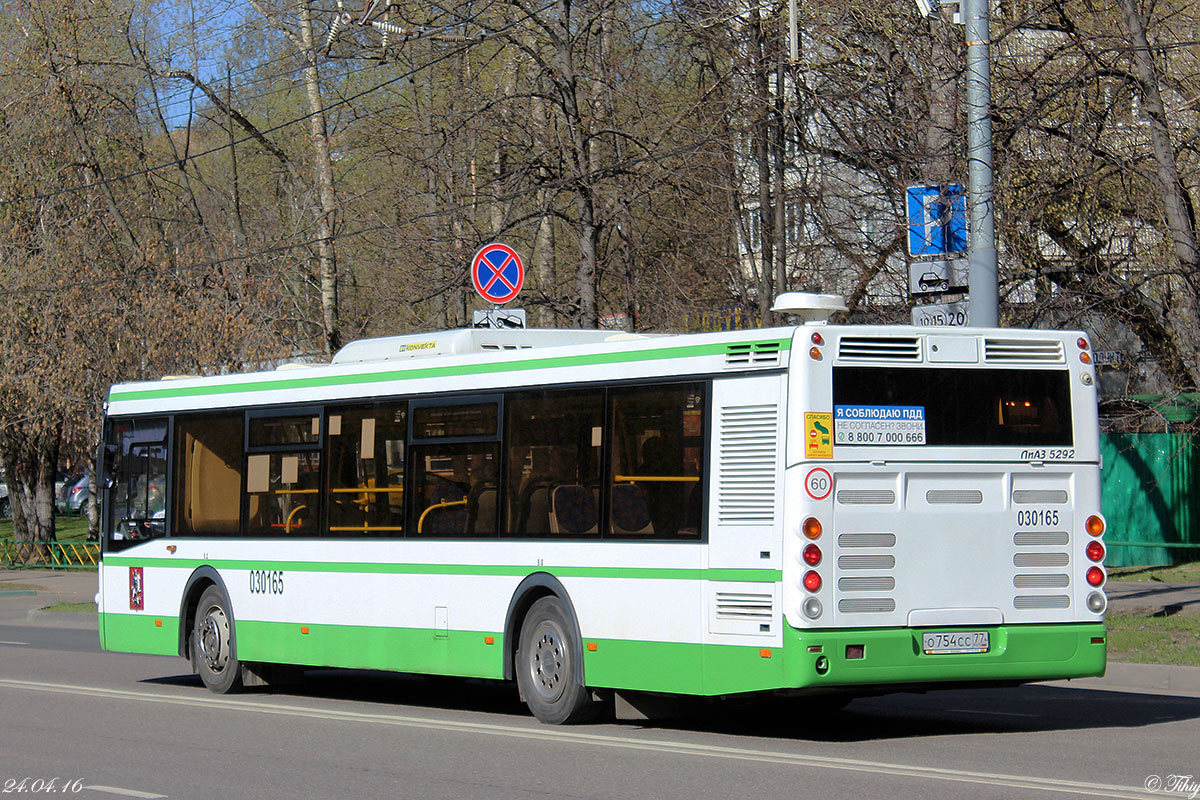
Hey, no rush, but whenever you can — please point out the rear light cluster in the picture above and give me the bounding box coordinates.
[1077,337,1095,385]
[1084,514,1107,612]
[809,331,824,361]
[801,516,823,619]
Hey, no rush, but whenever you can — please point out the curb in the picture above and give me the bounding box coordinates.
[1050,662,1200,695]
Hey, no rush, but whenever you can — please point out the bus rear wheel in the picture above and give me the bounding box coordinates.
[516,596,595,724]
[192,586,243,694]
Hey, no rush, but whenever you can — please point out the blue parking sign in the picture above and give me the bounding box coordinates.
[907,185,967,257]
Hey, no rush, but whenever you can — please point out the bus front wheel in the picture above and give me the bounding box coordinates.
[516,596,595,724]
[192,586,244,694]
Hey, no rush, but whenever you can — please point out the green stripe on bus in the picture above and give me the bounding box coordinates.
[107,339,791,403]
[100,557,782,583]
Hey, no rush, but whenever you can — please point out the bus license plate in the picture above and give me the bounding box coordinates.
[922,630,990,655]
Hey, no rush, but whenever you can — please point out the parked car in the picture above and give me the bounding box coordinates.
[0,481,8,519]
[56,471,85,514]
[66,474,90,516]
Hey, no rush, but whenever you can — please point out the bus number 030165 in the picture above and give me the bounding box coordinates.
[1016,509,1060,528]
[249,570,284,594]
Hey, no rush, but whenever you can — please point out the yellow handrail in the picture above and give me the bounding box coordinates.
[284,505,307,533]
[417,499,467,533]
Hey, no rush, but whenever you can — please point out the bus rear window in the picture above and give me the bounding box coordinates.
[832,367,1072,446]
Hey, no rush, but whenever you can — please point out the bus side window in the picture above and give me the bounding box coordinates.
[326,404,406,537]
[105,417,168,547]
[503,391,603,538]
[608,385,705,539]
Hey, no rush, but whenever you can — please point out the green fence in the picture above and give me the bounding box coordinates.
[0,540,100,569]
[1102,433,1200,567]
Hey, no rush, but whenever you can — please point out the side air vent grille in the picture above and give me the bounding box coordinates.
[836,489,896,505]
[839,576,896,591]
[1014,595,1071,610]
[839,598,897,613]
[1014,531,1069,547]
[716,404,779,524]
[714,592,773,621]
[837,337,921,361]
[725,341,783,368]
[1014,574,1070,589]
[838,533,897,548]
[839,555,897,570]
[927,489,984,504]
[984,338,1064,363]
[1013,490,1069,504]
[1014,552,1069,568]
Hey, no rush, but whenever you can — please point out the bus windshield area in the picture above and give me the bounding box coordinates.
[104,418,168,542]
[832,366,1073,447]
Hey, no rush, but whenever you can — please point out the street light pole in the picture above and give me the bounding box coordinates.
[962,0,999,327]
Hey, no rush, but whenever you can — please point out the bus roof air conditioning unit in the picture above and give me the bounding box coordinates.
[770,293,847,324]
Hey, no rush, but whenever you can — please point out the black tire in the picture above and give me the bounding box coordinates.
[192,586,243,694]
[515,596,595,724]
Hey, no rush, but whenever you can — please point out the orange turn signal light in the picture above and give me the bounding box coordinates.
[1086,515,1105,536]
[803,517,822,539]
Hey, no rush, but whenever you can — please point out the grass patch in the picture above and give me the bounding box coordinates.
[1,515,95,543]
[1105,612,1200,666]
[0,582,43,592]
[1109,560,1200,584]
[41,600,96,613]
[53,516,93,543]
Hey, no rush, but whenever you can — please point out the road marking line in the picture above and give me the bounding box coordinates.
[0,641,30,646]
[85,786,166,799]
[0,678,1156,799]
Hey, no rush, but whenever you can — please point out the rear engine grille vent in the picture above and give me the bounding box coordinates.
[984,338,1064,363]
[838,555,896,570]
[714,592,773,621]
[839,598,897,613]
[1013,489,1069,504]
[837,533,897,548]
[1014,595,1071,610]
[1014,531,1069,546]
[839,576,896,591]
[716,404,779,524]
[480,343,534,351]
[927,489,984,504]
[725,341,783,368]
[1014,574,1070,589]
[837,337,921,361]
[836,489,896,505]
[1014,552,1069,568]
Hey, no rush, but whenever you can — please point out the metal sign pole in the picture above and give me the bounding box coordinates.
[963,0,999,328]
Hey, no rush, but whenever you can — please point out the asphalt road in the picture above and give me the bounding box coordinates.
[1,619,1198,800]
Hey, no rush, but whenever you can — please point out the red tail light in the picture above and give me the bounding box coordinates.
[803,570,822,592]
[803,544,822,566]
[1086,566,1105,587]
[1086,540,1105,562]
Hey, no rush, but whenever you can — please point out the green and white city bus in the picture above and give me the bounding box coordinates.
[97,294,1108,723]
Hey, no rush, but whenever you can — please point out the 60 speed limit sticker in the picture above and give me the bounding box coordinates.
[805,467,832,500]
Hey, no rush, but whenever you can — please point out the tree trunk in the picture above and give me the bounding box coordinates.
[298,0,341,355]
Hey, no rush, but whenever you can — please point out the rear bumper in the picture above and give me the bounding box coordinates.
[783,622,1107,689]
